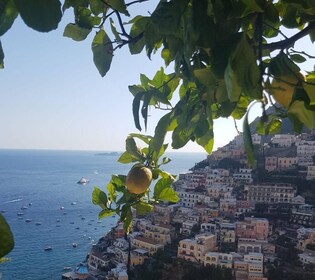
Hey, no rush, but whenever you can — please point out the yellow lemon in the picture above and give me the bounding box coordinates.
[270,74,303,108]
[126,165,152,194]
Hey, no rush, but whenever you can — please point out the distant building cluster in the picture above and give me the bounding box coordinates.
[63,131,315,280]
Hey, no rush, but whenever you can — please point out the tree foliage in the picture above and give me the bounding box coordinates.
[1,0,315,255]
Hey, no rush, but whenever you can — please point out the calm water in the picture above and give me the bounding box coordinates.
[0,149,205,280]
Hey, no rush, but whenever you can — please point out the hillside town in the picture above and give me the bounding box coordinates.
[63,132,315,280]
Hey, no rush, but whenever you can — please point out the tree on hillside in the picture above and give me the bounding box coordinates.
[1,0,315,258]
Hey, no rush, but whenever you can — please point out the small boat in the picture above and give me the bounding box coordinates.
[72,243,77,248]
[71,202,77,205]
[60,206,65,210]
[75,227,80,230]
[77,177,89,184]
[1,210,5,213]
[29,203,32,206]
[25,219,32,223]
[70,222,75,224]
[63,266,72,271]
[21,206,28,210]
[56,219,61,222]
[44,246,53,251]
[17,212,24,216]
[81,217,85,220]
[35,222,42,226]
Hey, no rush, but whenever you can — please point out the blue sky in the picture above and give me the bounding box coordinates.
[1,6,242,153]
[2,6,313,153]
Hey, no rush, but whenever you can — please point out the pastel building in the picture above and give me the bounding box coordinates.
[271,134,296,147]
[204,252,233,269]
[178,191,205,208]
[131,236,164,256]
[247,183,296,204]
[234,253,267,280]
[178,234,217,263]
[233,169,253,184]
[235,218,269,241]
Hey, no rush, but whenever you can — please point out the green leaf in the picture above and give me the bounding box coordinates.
[158,187,179,203]
[196,128,214,154]
[132,92,144,131]
[141,92,151,131]
[107,182,116,202]
[89,0,105,15]
[269,52,300,77]
[14,0,62,32]
[121,205,133,233]
[243,111,255,168]
[256,118,282,135]
[117,151,139,164]
[151,0,189,35]
[225,35,261,100]
[111,174,126,187]
[160,157,171,166]
[0,40,4,69]
[0,214,14,258]
[153,177,174,200]
[288,100,315,130]
[63,23,91,41]
[133,202,153,215]
[303,82,315,106]
[92,187,108,209]
[0,0,18,36]
[172,125,190,149]
[149,112,172,162]
[128,16,149,54]
[290,54,306,63]
[107,0,129,16]
[92,29,113,77]
[110,18,122,42]
[125,136,145,161]
[129,133,152,144]
[98,209,115,219]
[74,7,101,29]
[224,61,242,102]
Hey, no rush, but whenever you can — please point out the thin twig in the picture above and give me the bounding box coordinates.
[262,21,315,51]
[290,50,315,59]
[233,118,240,134]
[126,0,149,7]
[263,22,288,39]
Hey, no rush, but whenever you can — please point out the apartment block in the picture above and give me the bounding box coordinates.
[247,183,296,204]
[235,218,269,240]
[178,234,217,263]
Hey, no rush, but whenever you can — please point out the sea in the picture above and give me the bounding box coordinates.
[0,149,206,280]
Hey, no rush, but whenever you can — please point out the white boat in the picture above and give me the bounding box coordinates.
[60,206,65,210]
[72,243,77,248]
[25,219,32,223]
[71,202,77,205]
[77,177,89,184]
[21,206,28,210]
[17,212,24,216]
[63,266,72,271]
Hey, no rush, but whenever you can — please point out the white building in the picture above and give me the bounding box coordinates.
[307,166,315,180]
[297,140,315,166]
[178,191,205,208]
[204,252,233,268]
[233,169,253,184]
[271,134,296,147]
